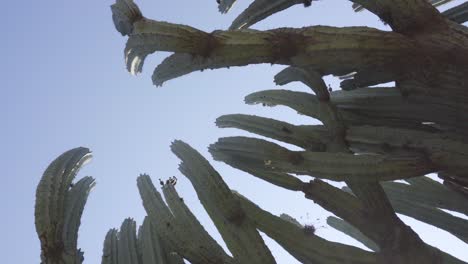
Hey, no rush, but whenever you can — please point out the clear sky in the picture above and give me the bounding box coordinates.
[3,0,468,263]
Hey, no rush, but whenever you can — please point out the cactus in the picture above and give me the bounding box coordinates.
[35,147,94,264]
[35,0,468,263]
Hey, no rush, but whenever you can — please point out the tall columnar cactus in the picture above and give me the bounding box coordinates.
[35,0,468,263]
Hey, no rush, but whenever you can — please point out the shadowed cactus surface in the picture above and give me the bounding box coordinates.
[35,0,468,263]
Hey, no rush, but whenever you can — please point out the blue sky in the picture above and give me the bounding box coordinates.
[3,0,468,263]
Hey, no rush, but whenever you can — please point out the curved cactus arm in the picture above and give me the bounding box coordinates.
[244,90,323,120]
[161,185,235,264]
[35,147,92,264]
[137,175,224,264]
[274,66,330,101]
[387,196,468,244]
[102,229,119,264]
[235,192,379,264]
[229,0,312,30]
[171,140,276,264]
[210,136,434,181]
[110,0,143,36]
[382,178,468,216]
[216,114,329,151]
[346,125,468,177]
[243,89,424,130]
[62,176,96,255]
[117,218,140,264]
[332,88,468,130]
[443,2,468,24]
[218,0,237,14]
[326,216,380,252]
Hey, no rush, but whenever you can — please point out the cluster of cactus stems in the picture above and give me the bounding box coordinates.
[35,0,468,263]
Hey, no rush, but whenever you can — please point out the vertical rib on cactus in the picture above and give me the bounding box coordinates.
[117,218,140,264]
[62,176,96,256]
[171,140,276,264]
[101,229,118,264]
[35,147,93,264]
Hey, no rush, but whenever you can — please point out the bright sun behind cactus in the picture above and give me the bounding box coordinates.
[36,0,468,263]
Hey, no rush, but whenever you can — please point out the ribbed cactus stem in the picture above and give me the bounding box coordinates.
[383,177,468,216]
[171,140,276,264]
[117,218,139,264]
[35,147,94,264]
[210,136,434,181]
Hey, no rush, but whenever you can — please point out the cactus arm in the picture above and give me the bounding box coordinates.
[35,147,92,264]
[229,0,310,30]
[216,114,329,151]
[244,89,433,130]
[138,217,185,264]
[111,2,415,86]
[137,175,225,264]
[117,218,140,264]
[235,192,379,264]
[382,178,468,216]
[62,176,95,255]
[171,140,276,264]
[347,125,468,177]
[274,66,330,101]
[387,196,468,244]
[218,0,236,14]
[443,2,468,24]
[101,229,119,264]
[349,0,445,34]
[210,136,434,181]
[161,185,235,264]
[332,88,468,131]
[326,216,380,252]
[244,90,324,120]
[110,0,142,36]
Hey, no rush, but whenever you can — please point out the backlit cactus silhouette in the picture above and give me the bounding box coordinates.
[35,0,468,263]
